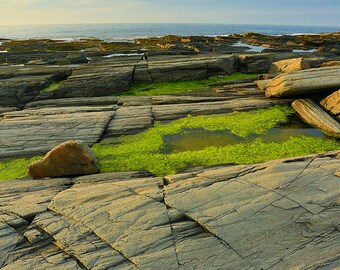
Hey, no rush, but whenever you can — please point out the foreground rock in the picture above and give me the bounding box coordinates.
[292,99,340,137]
[28,140,100,178]
[1,152,339,269]
[266,66,340,97]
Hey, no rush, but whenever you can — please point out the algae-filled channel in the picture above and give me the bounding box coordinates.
[91,106,340,177]
[1,105,340,180]
[162,119,326,153]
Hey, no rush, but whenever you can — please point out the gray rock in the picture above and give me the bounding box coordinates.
[152,97,290,121]
[39,60,136,99]
[25,96,120,108]
[105,106,154,136]
[0,65,73,107]
[0,111,114,160]
[1,152,339,269]
[266,66,340,97]
[147,55,235,83]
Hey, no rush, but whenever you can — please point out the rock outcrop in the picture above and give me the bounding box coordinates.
[28,140,100,178]
[0,65,72,107]
[1,152,339,269]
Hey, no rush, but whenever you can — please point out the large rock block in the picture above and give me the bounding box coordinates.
[266,66,340,97]
[0,66,72,107]
[292,99,340,137]
[53,66,134,98]
[239,53,277,74]
[320,89,340,117]
[269,57,310,73]
[147,55,235,83]
[27,140,100,178]
[239,53,315,74]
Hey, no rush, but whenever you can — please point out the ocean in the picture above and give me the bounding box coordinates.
[0,23,339,41]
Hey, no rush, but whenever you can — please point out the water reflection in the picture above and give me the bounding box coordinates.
[162,121,329,153]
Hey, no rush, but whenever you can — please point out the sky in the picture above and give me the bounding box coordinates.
[0,0,339,26]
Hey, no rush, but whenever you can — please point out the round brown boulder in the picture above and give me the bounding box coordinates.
[28,140,100,178]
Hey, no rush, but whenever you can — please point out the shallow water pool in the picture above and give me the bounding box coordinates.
[162,121,327,153]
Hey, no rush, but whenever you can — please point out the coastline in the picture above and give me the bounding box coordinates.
[1,23,339,41]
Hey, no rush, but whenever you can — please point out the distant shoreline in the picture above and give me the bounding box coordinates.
[0,23,339,41]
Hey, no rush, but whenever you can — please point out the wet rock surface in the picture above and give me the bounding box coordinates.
[1,152,339,269]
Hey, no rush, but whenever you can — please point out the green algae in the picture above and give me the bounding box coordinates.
[92,105,340,176]
[0,156,42,181]
[118,73,259,96]
[41,82,60,93]
[1,105,339,180]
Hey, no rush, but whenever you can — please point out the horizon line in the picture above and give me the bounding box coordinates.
[1,22,340,28]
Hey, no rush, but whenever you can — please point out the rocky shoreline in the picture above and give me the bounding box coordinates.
[0,32,340,269]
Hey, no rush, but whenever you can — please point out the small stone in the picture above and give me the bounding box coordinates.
[27,140,100,178]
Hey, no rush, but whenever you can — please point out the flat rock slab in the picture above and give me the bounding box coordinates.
[152,97,290,121]
[105,106,154,136]
[2,105,117,119]
[25,96,120,108]
[0,111,114,160]
[104,96,290,137]
[1,152,339,269]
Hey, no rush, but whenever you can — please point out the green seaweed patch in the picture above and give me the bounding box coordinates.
[92,105,340,176]
[1,105,340,181]
[41,82,61,93]
[118,73,258,96]
[0,156,42,181]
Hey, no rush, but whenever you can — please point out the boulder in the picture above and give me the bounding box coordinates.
[266,66,340,97]
[27,140,100,178]
[269,57,310,73]
[320,89,340,117]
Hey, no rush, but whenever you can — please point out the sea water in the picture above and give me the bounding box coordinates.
[0,23,339,41]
